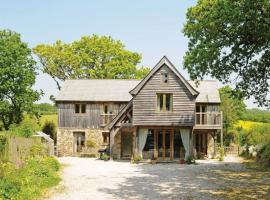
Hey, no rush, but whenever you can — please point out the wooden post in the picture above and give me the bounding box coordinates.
[154,129,157,159]
[109,129,114,159]
[220,129,223,147]
[190,129,194,158]
[162,130,165,160]
[170,129,174,161]
[132,126,137,157]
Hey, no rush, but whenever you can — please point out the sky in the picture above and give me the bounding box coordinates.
[0,0,260,108]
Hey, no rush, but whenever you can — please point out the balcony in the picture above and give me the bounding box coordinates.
[194,112,222,129]
[100,113,115,127]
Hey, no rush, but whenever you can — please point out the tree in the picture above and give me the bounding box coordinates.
[42,121,57,144]
[183,0,270,108]
[219,86,246,145]
[33,35,150,90]
[0,30,41,130]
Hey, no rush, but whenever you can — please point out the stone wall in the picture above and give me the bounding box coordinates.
[112,131,121,159]
[57,128,103,156]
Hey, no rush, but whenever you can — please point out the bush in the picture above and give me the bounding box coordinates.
[42,120,57,143]
[101,154,110,161]
[0,134,8,162]
[86,139,96,148]
[256,142,270,167]
[10,115,39,138]
[0,156,60,200]
[131,153,143,163]
[185,155,195,164]
[219,147,225,161]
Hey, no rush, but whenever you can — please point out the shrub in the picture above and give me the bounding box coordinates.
[42,120,57,143]
[86,139,96,148]
[101,154,110,161]
[256,142,270,167]
[0,156,60,200]
[10,115,39,138]
[0,135,8,162]
[219,147,225,161]
[185,155,195,164]
[29,144,47,157]
[131,153,143,163]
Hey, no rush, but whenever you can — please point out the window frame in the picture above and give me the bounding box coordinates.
[156,93,173,112]
[74,103,87,115]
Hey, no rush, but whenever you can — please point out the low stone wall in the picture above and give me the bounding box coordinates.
[57,128,103,156]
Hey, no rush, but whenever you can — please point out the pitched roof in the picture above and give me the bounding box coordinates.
[188,80,220,103]
[55,79,140,102]
[129,56,199,96]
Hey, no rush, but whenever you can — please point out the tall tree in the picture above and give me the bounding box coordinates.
[34,35,150,90]
[0,30,41,130]
[183,0,270,108]
[219,86,246,138]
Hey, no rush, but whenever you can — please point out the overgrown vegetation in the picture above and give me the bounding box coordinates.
[218,147,225,161]
[86,139,97,148]
[42,120,57,143]
[0,156,60,200]
[9,115,40,138]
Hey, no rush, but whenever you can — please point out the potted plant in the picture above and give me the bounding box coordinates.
[151,156,157,164]
[101,153,110,161]
[179,158,185,164]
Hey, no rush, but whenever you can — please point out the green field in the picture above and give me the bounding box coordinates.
[39,114,58,127]
[235,120,267,130]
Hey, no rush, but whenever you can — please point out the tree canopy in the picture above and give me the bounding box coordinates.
[184,0,270,108]
[33,35,150,90]
[219,86,246,139]
[0,30,41,130]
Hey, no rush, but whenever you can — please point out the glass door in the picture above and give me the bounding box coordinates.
[157,130,172,161]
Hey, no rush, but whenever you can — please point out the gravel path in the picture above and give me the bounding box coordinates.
[48,156,247,200]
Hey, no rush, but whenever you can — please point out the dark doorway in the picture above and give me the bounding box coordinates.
[73,132,85,154]
[121,132,133,159]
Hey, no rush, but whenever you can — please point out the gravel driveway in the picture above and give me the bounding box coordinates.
[48,156,265,200]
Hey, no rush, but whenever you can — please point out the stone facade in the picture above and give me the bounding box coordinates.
[57,128,103,156]
[112,131,121,159]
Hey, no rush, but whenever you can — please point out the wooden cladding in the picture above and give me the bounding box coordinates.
[58,102,126,128]
[133,65,196,126]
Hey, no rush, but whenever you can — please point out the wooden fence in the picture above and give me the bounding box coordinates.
[224,145,243,156]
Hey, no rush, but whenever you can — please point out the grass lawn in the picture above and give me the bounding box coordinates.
[39,114,58,127]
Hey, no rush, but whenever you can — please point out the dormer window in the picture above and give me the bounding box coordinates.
[75,104,86,114]
[161,70,168,84]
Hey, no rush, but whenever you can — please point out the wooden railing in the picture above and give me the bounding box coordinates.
[195,112,222,126]
[100,113,115,127]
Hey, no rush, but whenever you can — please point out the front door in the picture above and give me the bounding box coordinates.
[121,132,133,159]
[73,132,85,154]
[157,130,173,161]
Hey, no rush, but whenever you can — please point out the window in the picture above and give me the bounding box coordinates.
[161,71,168,84]
[157,93,172,111]
[75,104,87,114]
[102,132,109,144]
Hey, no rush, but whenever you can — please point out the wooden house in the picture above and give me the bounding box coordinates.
[55,56,223,161]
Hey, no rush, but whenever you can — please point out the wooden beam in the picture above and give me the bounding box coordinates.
[170,129,174,161]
